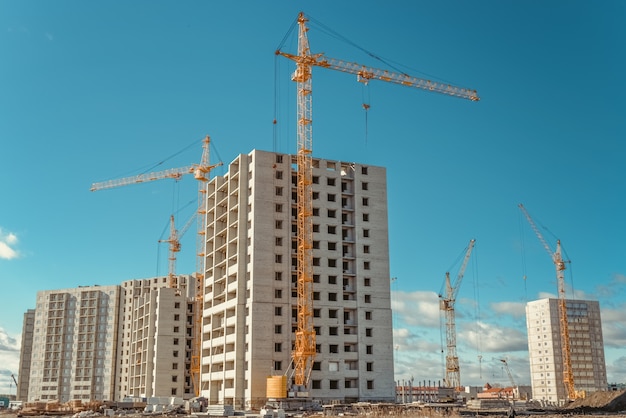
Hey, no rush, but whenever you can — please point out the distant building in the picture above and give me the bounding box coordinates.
[526,298,607,404]
[17,309,35,401]
[25,285,120,402]
[200,150,395,408]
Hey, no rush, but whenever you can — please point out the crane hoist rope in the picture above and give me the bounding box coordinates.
[276,11,479,392]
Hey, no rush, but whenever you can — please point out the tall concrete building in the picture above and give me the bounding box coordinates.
[17,309,35,401]
[200,150,395,408]
[25,285,120,402]
[526,298,607,404]
[115,276,197,401]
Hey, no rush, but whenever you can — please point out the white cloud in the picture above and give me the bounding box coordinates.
[490,301,526,318]
[0,327,21,395]
[392,290,440,328]
[0,229,20,260]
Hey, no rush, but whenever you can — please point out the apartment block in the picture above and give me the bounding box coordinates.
[17,309,35,401]
[526,298,607,404]
[200,150,395,408]
[115,276,197,401]
[25,285,120,402]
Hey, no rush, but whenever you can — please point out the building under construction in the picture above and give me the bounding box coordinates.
[526,298,607,405]
[18,276,197,403]
[199,150,395,408]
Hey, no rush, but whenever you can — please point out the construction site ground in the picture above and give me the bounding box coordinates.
[2,391,626,418]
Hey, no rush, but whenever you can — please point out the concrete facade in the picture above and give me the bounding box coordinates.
[115,276,196,401]
[200,150,395,408]
[525,298,607,404]
[17,309,35,401]
[25,285,120,402]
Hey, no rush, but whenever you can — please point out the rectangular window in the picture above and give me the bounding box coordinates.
[362,197,369,206]
[328,193,336,202]
[366,345,373,354]
[362,167,368,175]
[275,307,282,316]
[312,380,321,389]
[367,380,374,389]
[275,170,283,179]
[363,229,370,238]
[367,362,373,371]
[330,380,339,390]
[327,209,336,218]
[274,343,282,352]
[366,328,372,337]
[363,213,369,222]
[364,261,370,270]
[362,182,368,191]
[365,294,371,303]
[275,186,283,196]
[275,203,283,212]
[274,361,282,370]
[275,254,282,263]
[329,344,338,353]
[275,272,282,281]
[275,220,282,229]
[327,178,335,186]
[329,327,338,336]
[328,226,336,234]
[274,289,282,298]
[328,293,337,301]
[365,311,372,320]
[274,325,282,334]
[363,245,370,254]
[364,278,371,286]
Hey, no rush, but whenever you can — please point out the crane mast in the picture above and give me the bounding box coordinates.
[277,11,479,391]
[500,359,517,395]
[440,239,475,389]
[518,203,578,401]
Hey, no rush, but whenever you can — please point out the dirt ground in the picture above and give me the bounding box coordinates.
[2,391,626,418]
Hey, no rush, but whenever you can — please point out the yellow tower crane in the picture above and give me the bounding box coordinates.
[159,213,197,288]
[439,239,475,389]
[276,11,479,391]
[518,203,584,401]
[91,135,221,397]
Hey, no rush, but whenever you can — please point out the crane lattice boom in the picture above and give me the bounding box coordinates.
[277,11,479,391]
[440,239,475,389]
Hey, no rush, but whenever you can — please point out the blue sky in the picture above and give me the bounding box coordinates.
[1,1,625,395]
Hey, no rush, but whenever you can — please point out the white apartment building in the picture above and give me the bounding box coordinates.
[115,276,197,401]
[200,150,395,408]
[526,298,607,404]
[17,309,35,401]
[26,285,120,402]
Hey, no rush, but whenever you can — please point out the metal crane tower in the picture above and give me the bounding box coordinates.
[500,359,517,400]
[439,239,475,389]
[518,203,581,401]
[91,135,221,397]
[276,11,479,392]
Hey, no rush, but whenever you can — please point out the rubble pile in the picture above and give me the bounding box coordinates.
[565,390,626,413]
